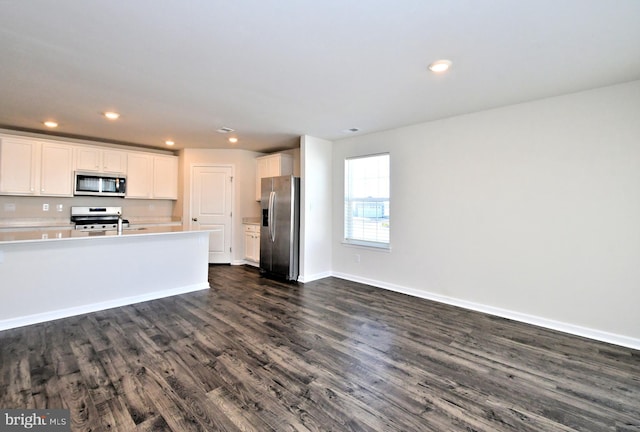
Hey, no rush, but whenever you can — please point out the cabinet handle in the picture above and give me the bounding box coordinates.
[192,218,198,222]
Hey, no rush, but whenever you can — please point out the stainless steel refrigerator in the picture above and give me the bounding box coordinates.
[260,175,300,281]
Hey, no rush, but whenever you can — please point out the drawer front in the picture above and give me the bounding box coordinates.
[244,224,259,233]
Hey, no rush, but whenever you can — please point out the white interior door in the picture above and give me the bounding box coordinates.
[190,165,233,263]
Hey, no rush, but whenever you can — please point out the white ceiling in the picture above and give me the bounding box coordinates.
[1,1,639,152]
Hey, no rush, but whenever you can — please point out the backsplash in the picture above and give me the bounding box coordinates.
[0,195,176,226]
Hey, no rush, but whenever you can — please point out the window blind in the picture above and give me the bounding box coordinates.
[344,153,390,247]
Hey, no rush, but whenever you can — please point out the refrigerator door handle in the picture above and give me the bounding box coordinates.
[268,191,276,242]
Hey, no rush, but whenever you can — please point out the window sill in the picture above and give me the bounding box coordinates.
[341,240,391,252]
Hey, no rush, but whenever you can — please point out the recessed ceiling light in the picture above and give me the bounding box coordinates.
[217,127,235,134]
[165,140,175,146]
[228,137,238,143]
[428,59,452,73]
[103,111,120,120]
[43,121,58,128]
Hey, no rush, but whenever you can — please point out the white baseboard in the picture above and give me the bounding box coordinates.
[332,272,640,351]
[298,270,333,283]
[233,259,259,267]
[0,283,210,332]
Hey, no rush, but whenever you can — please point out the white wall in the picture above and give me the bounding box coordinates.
[180,148,263,263]
[331,80,640,346]
[300,135,333,282]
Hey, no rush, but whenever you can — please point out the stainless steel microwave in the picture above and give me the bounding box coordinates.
[74,172,127,197]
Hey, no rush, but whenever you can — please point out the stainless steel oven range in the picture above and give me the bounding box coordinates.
[71,206,129,231]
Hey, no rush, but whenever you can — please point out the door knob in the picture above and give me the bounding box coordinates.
[192,218,198,222]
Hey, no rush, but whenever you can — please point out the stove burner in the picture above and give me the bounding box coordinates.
[74,220,130,231]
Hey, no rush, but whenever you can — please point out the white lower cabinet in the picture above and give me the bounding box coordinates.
[244,224,260,265]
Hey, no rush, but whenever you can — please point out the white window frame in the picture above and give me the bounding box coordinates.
[344,153,390,249]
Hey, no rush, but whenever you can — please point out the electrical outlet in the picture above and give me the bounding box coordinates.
[42,203,49,211]
[4,203,16,212]
[56,204,64,212]
[354,254,361,263]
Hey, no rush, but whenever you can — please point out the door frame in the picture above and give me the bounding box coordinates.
[189,163,235,263]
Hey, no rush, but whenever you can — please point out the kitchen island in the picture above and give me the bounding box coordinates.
[0,226,210,331]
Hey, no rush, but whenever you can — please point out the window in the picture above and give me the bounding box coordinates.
[344,153,390,248]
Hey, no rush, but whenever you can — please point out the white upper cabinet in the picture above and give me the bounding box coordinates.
[0,133,177,200]
[40,142,74,196]
[102,150,127,173]
[75,147,101,172]
[76,147,127,174]
[126,153,154,198]
[153,155,178,199]
[0,137,39,195]
[255,153,293,200]
[126,153,178,200]
[0,137,73,197]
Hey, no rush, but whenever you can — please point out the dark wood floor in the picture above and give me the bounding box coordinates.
[1,265,639,431]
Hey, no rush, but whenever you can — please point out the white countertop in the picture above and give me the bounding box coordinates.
[242,217,261,225]
[0,218,182,230]
[0,220,74,230]
[0,224,205,245]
